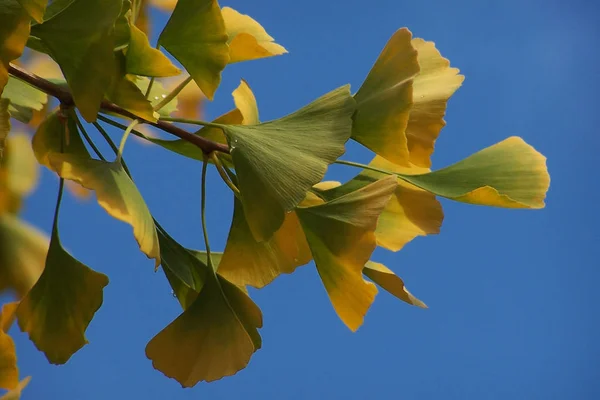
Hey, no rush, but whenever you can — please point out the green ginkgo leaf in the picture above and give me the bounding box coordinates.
[223,85,355,241]
[218,196,311,288]
[48,154,161,267]
[16,226,109,364]
[1,77,48,124]
[134,77,178,117]
[147,251,262,386]
[222,7,287,64]
[352,28,419,166]
[296,175,398,331]
[0,215,48,298]
[16,0,47,22]
[126,24,180,77]
[31,0,122,121]
[0,99,8,161]
[397,137,551,208]
[405,38,464,168]
[363,261,427,308]
[0,1,31,95]
[158,0,229,100]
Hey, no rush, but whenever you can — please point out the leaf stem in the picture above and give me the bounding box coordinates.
[334,159,430,190]
[210,152,241,198]
[117,119,141,163]
[75,115,106,161]
[93,121,133,176]
[201,154,214,272]
[153,76,192,112]
[159,116,224,130]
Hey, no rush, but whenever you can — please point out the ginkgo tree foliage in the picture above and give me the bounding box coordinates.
[0,0,550,394]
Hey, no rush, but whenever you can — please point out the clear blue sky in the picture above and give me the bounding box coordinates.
[7,0,600,398]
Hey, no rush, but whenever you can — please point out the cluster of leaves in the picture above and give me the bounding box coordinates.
[0,0,550,394]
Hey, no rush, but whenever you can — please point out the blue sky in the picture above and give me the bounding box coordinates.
[6,0,600,398]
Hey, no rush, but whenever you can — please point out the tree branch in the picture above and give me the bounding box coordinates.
[7,63,230,155]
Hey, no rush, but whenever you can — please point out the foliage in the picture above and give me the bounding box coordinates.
[0,0,550,393]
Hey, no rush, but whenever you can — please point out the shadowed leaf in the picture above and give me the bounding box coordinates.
[296,176,398,331]
[224,85,355,241]
[352,28,419,166]
[398,137,550,208]
[16,228,108,364]
[1,77,48,124]
[0,313,18,390]
[0,133,40,214]
[0,1,30,95]
[158,0,229,99]
[222,7,287,64]
[126,24,180,77]
[363,261,427,308]
[17,0,47,22]
[0,99,8,161]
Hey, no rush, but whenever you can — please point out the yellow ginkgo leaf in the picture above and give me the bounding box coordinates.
[398,137,551,208]
[0,302,19,332]
[0,214,48,298]
[0,376,30,400]
[48,154,161,267]
[352,28,419,166]
[126,24,181,77]
[158,0,229,99]
[406,38,464,168]
[147,269,262,386]
[0,1,30,95]
[222,7,287,64]
[296,176,398,331]
[4,134,39,200]
[217,197,311,288]
[0,324,18,390]
[148,0,177,12]
[363,261,427,308]
[16,227,109,364]
[65,180,91,200]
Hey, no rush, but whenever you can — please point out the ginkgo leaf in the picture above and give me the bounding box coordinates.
[32,109,89,168]
[4,134,39,200]
[0,329,18,390]
[231,79,259,124]
[0,214,48,298]
[134,77,178,117]
[0,1,30,95]
[106,72,157,122]
[398,137,551,208]
[0,99,8,161]
[223,85,355,241]
[113,0,132,51]
[363,261,427,308]
[148,0,176,12]
[1,302,19,332]
[31,0,122,121]
[147,258,262,386]
[296,176,398,331]
[222,7,287,64]
[1,77,48,124]
[16,228,109,364]
[17,0,47,23]
[0,376,30,400]
[406,38,464,168]
[158,0,229,99]
[217,197,311,288]
[126,24,180,77]
[48,154,161,267]
[352,28,419,166]
[315,159,443,252]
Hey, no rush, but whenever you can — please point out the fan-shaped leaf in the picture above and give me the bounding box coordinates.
[406,38,464,168]
[363,261,426,308]
[222,7,287,64]
[0,305,18,390]
[223,85,355,241]
[134,77,178,117]
[16,0,47,23]
[16,228,108,364]
[158,0,229,99]
[352,28,419,166]
[296,176,398,331]
[1,77,48,124]
[398,137,550,208]
[0,133,40,214]
[126,24,180,77]
[0,1,30,95]
[0,302,18,332]
[30,0,122,121]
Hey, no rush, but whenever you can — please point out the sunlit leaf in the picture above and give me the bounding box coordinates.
[296,176,398,331]
[0,215,48,298]
[16,0,47,23]
[406,38,464,168]
[3,134,39,201]
[147,250,262,386]
[0,1,30,95]
[217,197,311,288]
[158,0,229,99]
[126,24,180,77]
[31,0,122,121]
[352,28,419,166]
[0,376,30,400]
[48,154,161,267]
[134,77,178,117]
[224,85,355,241]
[363,261,427,308]
[16,227,109,364]
[398,137,550,208]
[222,7,287,64]
[148,0,176,11]
[1,77,48,124]
[0,302,19,332]
[106,63,157,122]
[134,0,150,37]
[64,180,91,200]
[0,303,18,390]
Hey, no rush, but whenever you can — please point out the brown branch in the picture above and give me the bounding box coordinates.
[7,63,230,155]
